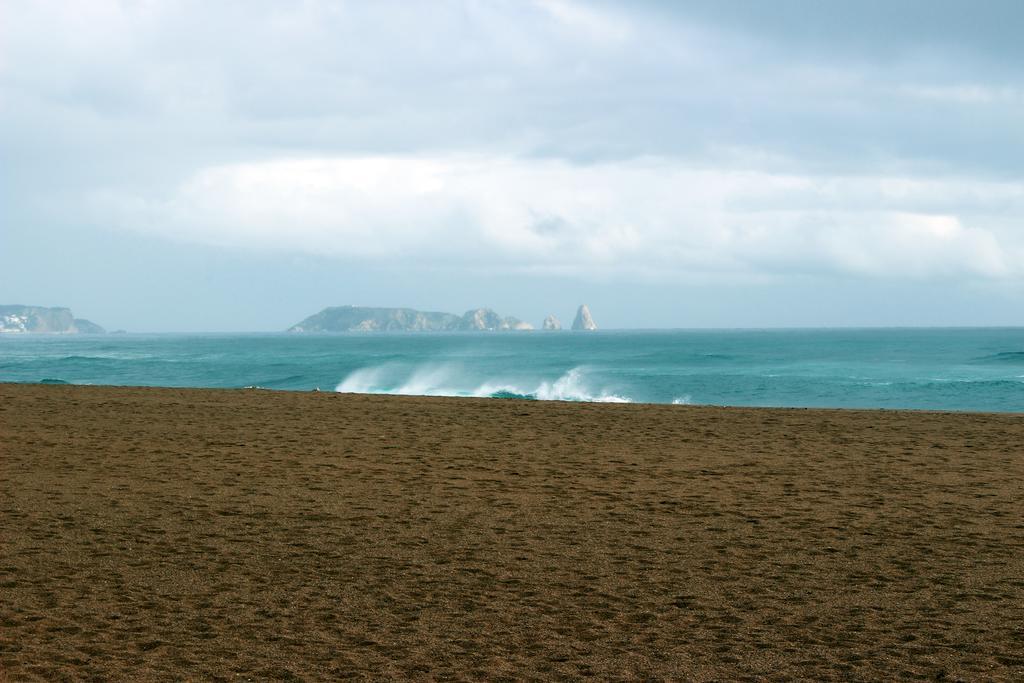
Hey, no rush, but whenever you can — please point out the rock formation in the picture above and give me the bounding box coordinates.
[0,305,105,334]
[457,308,534,331]
[571,304,597,331]
[289,306,533,332]
[459,308,504,331]
[288,306,460,333]
[455,308,533,331]
[542,314,562,331]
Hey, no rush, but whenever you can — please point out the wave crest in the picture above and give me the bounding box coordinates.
[973,351,1024,364]
[335,364,631,403]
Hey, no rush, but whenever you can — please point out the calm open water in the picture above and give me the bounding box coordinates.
[2,329,1023,412]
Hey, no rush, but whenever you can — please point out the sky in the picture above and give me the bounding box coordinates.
[2,0,1023,331]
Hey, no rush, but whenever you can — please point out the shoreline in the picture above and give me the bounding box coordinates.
[3,383,1023,679]
[2,380,1021,416]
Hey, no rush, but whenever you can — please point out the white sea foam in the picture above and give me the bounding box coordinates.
[671,395,692,405]
[335,365,388,393]
[335,365,632,403]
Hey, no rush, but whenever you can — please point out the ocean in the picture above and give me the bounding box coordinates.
[2,329,1023,412]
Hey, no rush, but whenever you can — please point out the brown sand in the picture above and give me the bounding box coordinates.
[1,384,1023,681]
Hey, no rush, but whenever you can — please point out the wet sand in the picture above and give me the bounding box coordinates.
[1,383,1023,681]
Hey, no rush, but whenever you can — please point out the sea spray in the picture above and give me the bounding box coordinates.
[335,364,632,403]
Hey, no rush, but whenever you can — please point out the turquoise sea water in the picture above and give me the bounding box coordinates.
[2,329,1023,412]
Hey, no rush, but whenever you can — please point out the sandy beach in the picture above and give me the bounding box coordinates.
[1,383,1022,681]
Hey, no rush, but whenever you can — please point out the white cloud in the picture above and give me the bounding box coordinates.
[96,155,1024,280]
[534,0,633,44]
[901,84,1022,105]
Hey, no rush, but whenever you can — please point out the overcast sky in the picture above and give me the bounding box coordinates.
[3,0,1023,331]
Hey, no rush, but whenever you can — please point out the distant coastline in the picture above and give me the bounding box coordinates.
[288,304,598,333]
[0,305,104,335]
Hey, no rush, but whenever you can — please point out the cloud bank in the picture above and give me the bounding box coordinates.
[3,0,1024,329]
[100,155,1022,280]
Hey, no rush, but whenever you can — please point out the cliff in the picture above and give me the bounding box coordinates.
[288,306,460,333]
[571,304,598,331]
[289,306,534,333]
[459,308,534,331]
[0,305,105,334]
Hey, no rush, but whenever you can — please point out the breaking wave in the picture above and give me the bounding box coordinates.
[973,351,1024,364]
[335,365,632,403]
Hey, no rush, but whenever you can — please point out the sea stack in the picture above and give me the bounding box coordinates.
[542,314,562,331]
[571,304,597,331]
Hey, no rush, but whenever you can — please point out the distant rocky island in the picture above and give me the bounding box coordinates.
[288,305,598,333]
[0,305,105,334]
[572,304,597,331]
